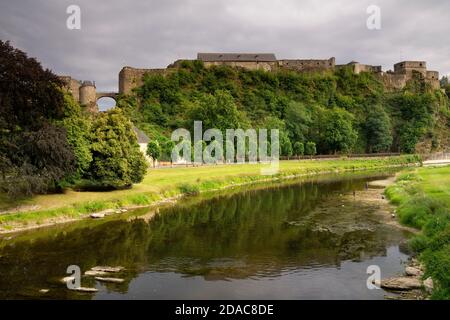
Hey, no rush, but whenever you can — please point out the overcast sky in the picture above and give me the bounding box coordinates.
[1,0,449,92]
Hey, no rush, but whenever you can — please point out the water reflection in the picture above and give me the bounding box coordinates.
[0,173,411,299]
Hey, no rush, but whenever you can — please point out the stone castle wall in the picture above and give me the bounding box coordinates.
[61,55,442,106]
[59,76,81,102]
[380,73,408,91]
[202,60,277,71]
[119,67,168,95]
[278,58,335,72]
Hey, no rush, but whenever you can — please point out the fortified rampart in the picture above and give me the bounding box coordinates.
[340,61,382,74]
[382,61,440,91]
[60,53,442,108]
[278,57,335,72]
[119,67,168,95]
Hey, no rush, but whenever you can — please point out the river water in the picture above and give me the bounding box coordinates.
[0,171,411,299]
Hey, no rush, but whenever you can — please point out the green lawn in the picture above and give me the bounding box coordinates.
[0,156,418,231]
[417,166,450,207]
[385,165,450,299]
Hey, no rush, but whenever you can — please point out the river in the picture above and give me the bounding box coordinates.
[0,171,412,299]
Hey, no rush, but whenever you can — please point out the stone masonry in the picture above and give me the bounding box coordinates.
[60,53,441,107]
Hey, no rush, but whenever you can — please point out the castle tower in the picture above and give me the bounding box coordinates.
[79,81,98,112]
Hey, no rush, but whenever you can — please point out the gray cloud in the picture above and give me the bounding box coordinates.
[1,0,449,91]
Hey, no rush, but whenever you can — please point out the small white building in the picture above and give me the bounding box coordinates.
[133,126,153,164]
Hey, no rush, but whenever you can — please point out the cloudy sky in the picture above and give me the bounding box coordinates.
[1,0,449,92]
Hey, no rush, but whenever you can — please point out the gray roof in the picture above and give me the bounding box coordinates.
[197,53,277,62]
[133,126,150,144]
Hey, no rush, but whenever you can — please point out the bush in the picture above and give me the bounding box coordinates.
[178,183,200,195]
[86,109,147,188]
[293,142,305,156]
[147,140,161,166]
[305,142,317,156]
[0,41,75,197]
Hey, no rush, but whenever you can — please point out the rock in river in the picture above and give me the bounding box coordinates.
[85,270,109,276]
[90,213,105,219]
[405,266,423,277]
[70,287,98,293]
[95,277,124,283]
[423,277,434,293]
[91,266,124,273]
[381,277,422,291]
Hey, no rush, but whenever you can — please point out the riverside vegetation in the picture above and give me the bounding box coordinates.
[0,156,419,232]
[1,40,448,200]
[386,165,450,299]
[1,41,450,300]
[117,59,450,161]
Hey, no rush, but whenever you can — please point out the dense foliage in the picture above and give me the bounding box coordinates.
[0,40,75,197]
[84,109,147,189]
[117,60,450,156]
[0,41,146,197]
[386,168,450,299]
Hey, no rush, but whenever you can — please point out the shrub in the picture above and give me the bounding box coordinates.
[293,142,305,156]
[178,183,200,195]
[305,142,317,156]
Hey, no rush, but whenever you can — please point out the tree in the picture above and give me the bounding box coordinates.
[321,107,358,154]
[87,109,147,188]
[60,92,92,176]
[365,107,393,153]
[387,92,434,153]
[293,142,305,156]
[188,90,244,133]
[280,133,293,157]
[284,101,312,143]
[398,122,422,154]
[161,139,176,163]
[305,142,317,156]
[0,40,75,197]
[146,140,161,167]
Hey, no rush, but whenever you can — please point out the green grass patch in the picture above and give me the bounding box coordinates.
[0,156,419,231]
[385,165,450,299]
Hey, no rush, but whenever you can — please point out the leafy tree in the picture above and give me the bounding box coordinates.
[146,140,161,167]
[87,109,147,188]
[284,101,311,143]
[0,40,75,197]
[398,122,422,154]
[60,92,92,176]
[161,139,176,163]
[293,142,304,156]
[280,134,293,157]
[365,107,393,153]
[321,107,358,154]
[188,90,245,133]
[387,92,434,152]
[305,142,317,156]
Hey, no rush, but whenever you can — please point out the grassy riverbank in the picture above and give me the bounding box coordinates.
[385,165,450,299]
[0,155,419,233]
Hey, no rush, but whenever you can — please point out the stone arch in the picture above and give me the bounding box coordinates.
[96,92,118,111]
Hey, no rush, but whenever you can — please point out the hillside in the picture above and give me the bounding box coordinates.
[116,60,450,156]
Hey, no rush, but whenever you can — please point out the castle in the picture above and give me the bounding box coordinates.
[60,53,440,110]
